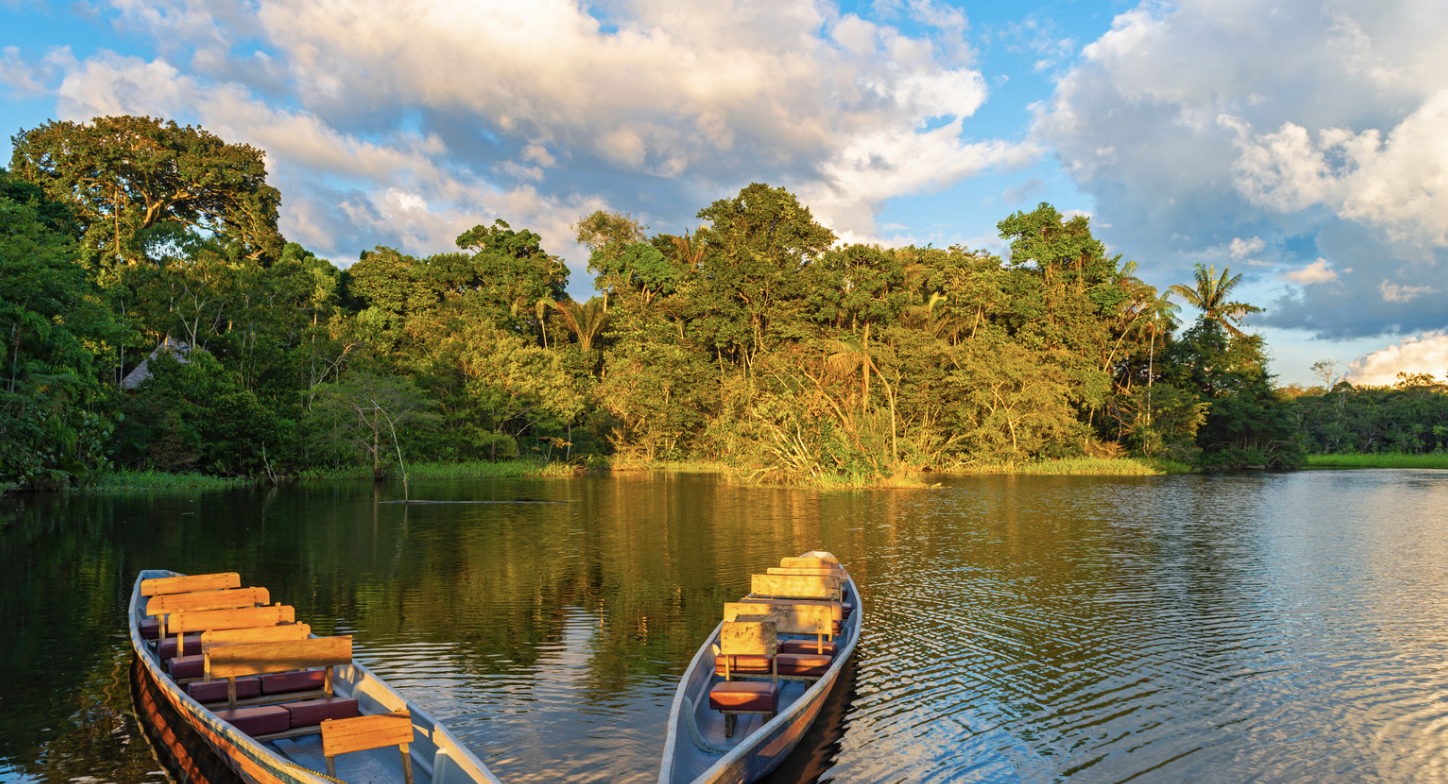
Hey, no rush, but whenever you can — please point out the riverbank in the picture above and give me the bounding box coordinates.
[5,455,1192,497]
[632,455,1193,488]
[1306,453,1448,469]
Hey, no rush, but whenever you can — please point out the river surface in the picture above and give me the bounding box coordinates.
[3,469,1448,783]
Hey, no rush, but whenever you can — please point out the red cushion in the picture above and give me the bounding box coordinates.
[776,653,831,677]
[709,681,778,713]
[713,654,773,677]
[140,617,161,640]
[280,697,359,727]
[213,705,290,736]
[168,654,204,680]
[158,634,204,661]
[842,602,854,620]
[779,639,836,656]
[187,677,261,703]
[261,669,326,695]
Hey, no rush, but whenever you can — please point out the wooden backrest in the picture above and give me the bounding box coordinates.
[141,572,240,597]
[207,635,352,680]
[720,621,776,656]
[767,567,846,580]
[780,554,839,569]
[147,587,269,617]
[170,604,295,634]
[322,711,415,757]
[724,602,834,637]
[751,574,841,602]
[201,623,311,654]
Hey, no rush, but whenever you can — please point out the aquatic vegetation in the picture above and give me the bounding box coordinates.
[1306,453,1448,469]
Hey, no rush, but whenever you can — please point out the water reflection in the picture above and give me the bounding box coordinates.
[4,470,1448,782]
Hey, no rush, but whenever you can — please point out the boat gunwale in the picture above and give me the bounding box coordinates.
[127,569,501,784]
[658,570,863,784]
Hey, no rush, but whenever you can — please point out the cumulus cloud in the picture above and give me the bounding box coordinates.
[1378,279,1437,303]
[19,0,1037,273]
[1035,0,1448,339]
[1283,258,1338,285]
[1347,331,1448,386]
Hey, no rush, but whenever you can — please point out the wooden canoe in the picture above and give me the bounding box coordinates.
[128,569,501,784]
[658,553,862,784]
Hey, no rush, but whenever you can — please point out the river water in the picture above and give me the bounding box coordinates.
[3,469,1447,783]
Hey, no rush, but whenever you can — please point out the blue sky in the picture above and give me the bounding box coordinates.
[4,0,1447,385]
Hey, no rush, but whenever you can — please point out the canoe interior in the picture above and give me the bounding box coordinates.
[130,569,498,784]
[663,574,861,784]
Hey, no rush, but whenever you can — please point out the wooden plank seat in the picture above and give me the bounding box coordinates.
[141,572,241,597]
[204,636,352,710]
[750,574,843,603]
[171,622,315,680]
[780,553,839,569]
[724,602,837,677]
[166,604,297,658]
[766,567,848,580]
[708,682,778,738]
[321,711,418,784]
[714,620,777,681]
[737,595,850,623]
[778,638,837,656]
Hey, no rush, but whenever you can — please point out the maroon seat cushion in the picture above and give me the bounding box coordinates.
[779,639,836,657]
[709,681,778,713]
[713,654,775,677]
[158,634,204,661]
[842,602,854,620]
[168,654,205,680]
[261,669,326,695]
[776,653,831,678]
[280,697,359,727]
[187,677,261,703]
[140,617,161,640]
[213,705,290,737]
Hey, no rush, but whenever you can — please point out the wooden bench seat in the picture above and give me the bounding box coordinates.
[321,711,418,784]
[203,636,352,710]
[142,572,241,597]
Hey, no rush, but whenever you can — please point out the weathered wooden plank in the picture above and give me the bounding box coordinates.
[141,572,240,597]
[169,604,295,634]
[724,602,835,636]
[751,574,841,601]
[147,587,269,616]
[207,636,352,679]
[780,554,840,569]
[766,567,847,580]
[720,621,776,656]
[321,711,414,757]
[200,623,311,654]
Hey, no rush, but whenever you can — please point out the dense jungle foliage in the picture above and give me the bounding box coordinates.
[2,116,1440,489]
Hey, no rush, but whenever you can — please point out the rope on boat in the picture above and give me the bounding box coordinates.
[279,757,347,784]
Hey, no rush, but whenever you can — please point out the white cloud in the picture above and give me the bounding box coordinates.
[1035,0,1448,339]
[1229,236,1265,259]
[1379,279,1437,303]
[1228,91,1448,247]
[1347,331,1448,386]
[21,0,1039,269]
[1283,258,1338,285]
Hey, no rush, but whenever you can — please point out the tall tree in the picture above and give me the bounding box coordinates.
[1169,264,1263,338]
[10,116,284,272]
[690,183,836,364]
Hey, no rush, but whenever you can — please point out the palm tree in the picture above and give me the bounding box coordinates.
[824,322,899,463]
[1169,263,1263,338]
[551,297,611,352]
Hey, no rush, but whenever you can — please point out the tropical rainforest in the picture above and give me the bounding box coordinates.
[2,116,1443,490]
